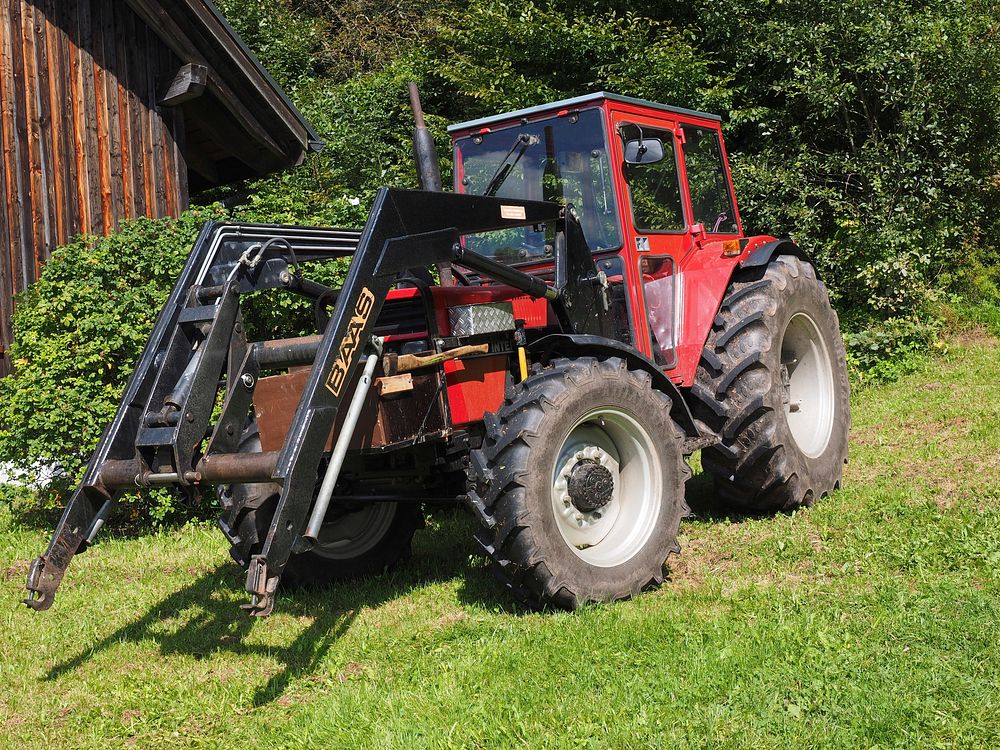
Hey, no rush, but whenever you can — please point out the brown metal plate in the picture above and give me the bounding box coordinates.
[254,366,444,453]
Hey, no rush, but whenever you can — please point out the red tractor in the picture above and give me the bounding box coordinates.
[25,89,849,616]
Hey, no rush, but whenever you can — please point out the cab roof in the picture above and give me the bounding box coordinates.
[446,91,722,135]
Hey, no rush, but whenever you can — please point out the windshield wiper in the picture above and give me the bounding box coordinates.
[482,133,539,197]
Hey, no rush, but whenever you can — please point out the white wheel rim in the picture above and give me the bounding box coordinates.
[312,502,397,560]
[550,408,662,567]
[781,312,835,458]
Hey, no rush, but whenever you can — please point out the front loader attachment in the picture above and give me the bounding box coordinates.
[25,188,602,615]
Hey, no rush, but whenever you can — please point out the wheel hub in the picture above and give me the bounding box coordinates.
[781,312,835,457]
[567,459,614,512]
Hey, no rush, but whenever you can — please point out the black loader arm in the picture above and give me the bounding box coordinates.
[25,188,606,615]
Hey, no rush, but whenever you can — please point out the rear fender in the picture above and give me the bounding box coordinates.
[740,238,817,277]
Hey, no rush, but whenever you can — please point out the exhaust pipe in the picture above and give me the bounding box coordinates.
[407,82,453,286]
[408,82,442,192]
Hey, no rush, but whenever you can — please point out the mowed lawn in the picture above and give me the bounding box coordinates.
[1,339,998,750]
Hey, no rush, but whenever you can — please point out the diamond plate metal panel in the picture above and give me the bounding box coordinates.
[448,302,516,337]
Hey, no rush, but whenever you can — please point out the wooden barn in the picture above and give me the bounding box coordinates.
[0,0,322,375]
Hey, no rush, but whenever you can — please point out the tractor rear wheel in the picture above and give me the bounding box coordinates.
[467,357,688,609]
[218,421,422,587]
[692,255,850,512]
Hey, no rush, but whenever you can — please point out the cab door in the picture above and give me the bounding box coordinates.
[609,110,692,373]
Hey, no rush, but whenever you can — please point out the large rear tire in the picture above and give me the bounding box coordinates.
[467,357,688,609]
[691,255,850,512]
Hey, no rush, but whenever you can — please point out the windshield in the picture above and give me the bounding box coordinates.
[454,108,622,264]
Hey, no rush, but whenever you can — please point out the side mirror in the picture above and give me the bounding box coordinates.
[623,138,665,165]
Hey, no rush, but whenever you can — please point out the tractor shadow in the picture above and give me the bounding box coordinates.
[43,475,748,701]
[44,508,519,704]
[683,455,760,524]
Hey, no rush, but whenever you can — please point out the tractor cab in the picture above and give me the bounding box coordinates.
[450,92,744,383]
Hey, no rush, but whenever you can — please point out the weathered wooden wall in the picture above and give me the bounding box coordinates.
[0,0,188,375]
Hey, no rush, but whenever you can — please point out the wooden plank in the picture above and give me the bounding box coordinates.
[44,0,70,245]
[101,0,124,229]
[114,0,133,218]
[158,62,206,107]
[8,0,33,291]
[30,1,57,267]
[77,0,103,236]
[147,25,167,218]
[376,374,414,397]
[172,103,188,211]
[0,0,23,321]
[20,0,42,282]
[69,0,91,235]
[59,0,80,237]
[54,0,79,240]
[89,0,113,234]
[0,1,14,375]
[158,41,180,215]
[123,4,146,219]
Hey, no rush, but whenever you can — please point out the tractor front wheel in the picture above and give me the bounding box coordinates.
[692,254,850,512]
[467,357,688,609]
[281,501,423,589]
[218,421,422,588]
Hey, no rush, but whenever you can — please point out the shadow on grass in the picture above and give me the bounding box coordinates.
[44,507,520,705]
[42,473,771,701]
[683,467,768,524]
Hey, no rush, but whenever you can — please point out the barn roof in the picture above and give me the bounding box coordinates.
[126,0,323,187]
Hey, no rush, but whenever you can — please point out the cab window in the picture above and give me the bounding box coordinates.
[454,108,622,264]
[620,123,685,233]
[680,125,738,234]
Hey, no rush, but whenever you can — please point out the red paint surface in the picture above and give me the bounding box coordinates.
[444,355,509,425]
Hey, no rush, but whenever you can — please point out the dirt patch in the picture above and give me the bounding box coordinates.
[2,559,29,582]
[919,382,957,392]
[336,662,366,683]
[433,611,468,630]
[946,327,997,348]
[121,709,142,724]
[5,714,26,730]
[669,535,737,587]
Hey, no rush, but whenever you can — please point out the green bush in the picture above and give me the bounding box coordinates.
[0,207,225,522]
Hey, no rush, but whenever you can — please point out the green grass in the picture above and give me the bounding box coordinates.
[2,339,999,749]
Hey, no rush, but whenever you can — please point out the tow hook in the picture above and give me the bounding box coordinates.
[241,555,278,617]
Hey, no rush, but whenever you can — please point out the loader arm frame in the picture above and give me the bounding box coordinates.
[26,188,609,615]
